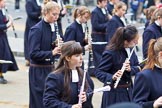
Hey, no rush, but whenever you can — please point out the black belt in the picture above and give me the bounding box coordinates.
[30,63,54,68]
[116,83,131,88]
[92,31,106,35]
[0,30,7,33]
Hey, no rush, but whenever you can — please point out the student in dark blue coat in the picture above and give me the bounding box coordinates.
[64,6,94,107]
[133,37,162,108]
[64,6,91,68]
[107,0,119,16]
[0,0,18,84]
[43,41,93,108]
[142,8,162,59]
[144,6,156,29]
[64,6,91,53]
[91,0,110,76]
[24,0,42,66]
[28,1,62,108]
[106,1,127,42]
[52,0,67,36]
[95,25,141,107]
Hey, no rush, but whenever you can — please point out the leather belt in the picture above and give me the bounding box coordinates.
[116,83,131,88]
[30,63,54,68]
[92,31,106,35]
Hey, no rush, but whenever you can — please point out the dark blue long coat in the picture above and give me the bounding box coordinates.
[0,9,18,73]
[133,66,162,108]
[91,6,109,75]
[107,3,114,15]
[64,21,94,105]
[64,20,87,49]
[142,23,162,59]
[24,0,41,60]
[28,20,59,108]
[106,15,125,42]
[43,71,93,108]
[95,48,140,107]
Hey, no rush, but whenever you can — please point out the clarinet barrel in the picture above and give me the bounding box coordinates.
[54,22,61,65]
[86,22,95,69]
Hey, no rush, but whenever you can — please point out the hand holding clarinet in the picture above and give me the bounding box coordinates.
[78,63,88,107]
[52,22,63,56]
[84,22,92,51]
[113,46,136,88]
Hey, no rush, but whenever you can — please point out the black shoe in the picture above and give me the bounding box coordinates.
[0,76,7,84]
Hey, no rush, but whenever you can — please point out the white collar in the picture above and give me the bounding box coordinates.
[76,18,81,24]
[71,70,79,82]
[101,8,106,15]
[125,48,130,57]
[155,64,162,69]
[36,0,42,6]
[120,17,127,26]
[155,21,161,26]
[49,23,55,32]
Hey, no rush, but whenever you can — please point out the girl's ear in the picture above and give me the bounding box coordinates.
[159,51,162,59]
[65,56,71,61]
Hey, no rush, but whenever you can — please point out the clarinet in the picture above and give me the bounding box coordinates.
[114,46,136,88]
[78,62,88,106]
[5,7,18,38]
[55,22,61,47]
[85,23,95,69]
[54,22,62,65]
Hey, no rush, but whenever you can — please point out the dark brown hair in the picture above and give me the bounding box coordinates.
[54,41,88,102]
[106,25,138,50]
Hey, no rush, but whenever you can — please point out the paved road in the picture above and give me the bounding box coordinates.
[0,0,144,108]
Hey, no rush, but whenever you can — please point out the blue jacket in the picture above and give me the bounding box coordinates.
[43,71,93,108]
[142,22,162,59]
[106,15,125,42]
[133,66,162,108]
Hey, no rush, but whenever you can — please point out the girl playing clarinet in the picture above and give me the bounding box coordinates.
[28,1,62,108]
[106,1,127,42]
[0,0,18,84]
[64,6,91,54]
[43,41,93,108]
[95,25,141,107]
